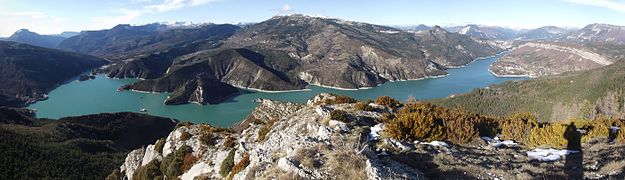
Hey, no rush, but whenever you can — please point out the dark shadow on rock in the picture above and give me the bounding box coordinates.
[391,152,474,179]
[564,122,583,179]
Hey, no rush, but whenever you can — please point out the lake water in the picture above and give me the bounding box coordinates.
[29,54,527,127]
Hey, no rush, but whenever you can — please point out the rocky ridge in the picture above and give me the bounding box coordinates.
[116,94,625,179]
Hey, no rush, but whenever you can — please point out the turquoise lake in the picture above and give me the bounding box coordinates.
[29,54,527,127]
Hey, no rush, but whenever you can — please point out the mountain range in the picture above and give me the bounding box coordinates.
[3,29,68,49]
[105,14,502,105]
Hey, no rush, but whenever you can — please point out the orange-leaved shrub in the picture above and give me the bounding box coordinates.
[375,96,402,109]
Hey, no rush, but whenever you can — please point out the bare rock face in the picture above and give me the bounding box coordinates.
[490,42,616,77]
[117,94,427,180]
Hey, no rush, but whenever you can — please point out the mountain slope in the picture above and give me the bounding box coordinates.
[564,24,625,45]
[515,26,571,41]
[0,41,108,107]
[0,108,177,179]
[490,41,622,77]
[4,29,66,48]
[58,23,240,60]
[435,61,625,122]
[446,24,520,40]
[113,15,502,105]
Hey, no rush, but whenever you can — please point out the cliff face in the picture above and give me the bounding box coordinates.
[0,41,108,107]
[490,42,617,77]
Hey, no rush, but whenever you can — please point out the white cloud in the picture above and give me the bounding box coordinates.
[189,0,219,7]
[91,9,144,30]
[564,0,625,13]
[91,0,219,30]
[0,11,74,36]
[282,4,291,12]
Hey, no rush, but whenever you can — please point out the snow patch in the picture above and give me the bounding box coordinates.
[368,123,384,141]
[527,148,578,162]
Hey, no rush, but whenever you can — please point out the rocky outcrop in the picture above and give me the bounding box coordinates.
[490,42,615,77]
[118,94,428,179]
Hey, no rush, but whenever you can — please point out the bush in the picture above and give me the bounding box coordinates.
[330,110,349,122]
[385,103,445,142]
[258,118,279,142]
[375,96,401,109]
[499,112,538,142]
[355,102,376,112]
[133,160,162,180]
[199,132,216,146]
[160,145,192,179]
[175,121,193,129]
[181,154,198,173]
[154,138,166,154]
[223,136,236,148]
[333,95,357,104]
[526,123,569,148]
[220,149,236,177]
[180,131,192,141]
[229,153,250,179]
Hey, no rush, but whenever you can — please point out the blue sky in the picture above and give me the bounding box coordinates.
[1,0,625,36]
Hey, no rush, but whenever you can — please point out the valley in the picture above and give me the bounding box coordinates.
[0,3,624,178]
[29,54,525,127]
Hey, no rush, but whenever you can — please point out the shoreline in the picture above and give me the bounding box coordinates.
[487,69,533,78]
[231,84,312,93]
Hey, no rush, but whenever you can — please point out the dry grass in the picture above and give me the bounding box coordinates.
[599,161,625,175]
[293,148,321,169]
[258,118,279,142]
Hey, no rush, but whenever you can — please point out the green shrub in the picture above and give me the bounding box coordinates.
[154,138,166,154]
[179,131,192,141]
[220,149,236,177]
[375,96,401,109]
[330,110,349,122]
[133,160,162,180]
[160,145,192,179]
[355,102,376,111]
[228,153,250,179]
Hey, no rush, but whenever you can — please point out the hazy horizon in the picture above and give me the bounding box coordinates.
[2,0,625,36]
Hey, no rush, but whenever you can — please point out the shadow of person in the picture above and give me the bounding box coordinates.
[564,122,583,179]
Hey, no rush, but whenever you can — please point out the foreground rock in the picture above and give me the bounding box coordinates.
[116,94,625,179]
[118,94,426,179]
